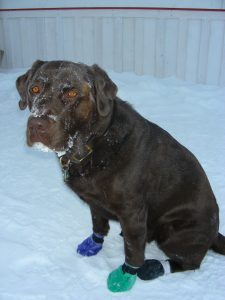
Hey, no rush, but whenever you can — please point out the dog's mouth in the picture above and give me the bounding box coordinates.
[27,129,55,155]
[27,129,51,148]
[26,115,56,151]
[28,136,69,156]
[26,115,72,154]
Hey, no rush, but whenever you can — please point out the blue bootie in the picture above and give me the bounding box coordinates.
[77,233,104,256]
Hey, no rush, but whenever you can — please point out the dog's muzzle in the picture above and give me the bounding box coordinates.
[27,116,52,146]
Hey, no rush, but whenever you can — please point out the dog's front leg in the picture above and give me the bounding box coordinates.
[107,212,147,292]
[90,205,110,236]
[77,205,109,257]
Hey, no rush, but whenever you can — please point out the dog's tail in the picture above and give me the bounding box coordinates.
[211,232,225,255]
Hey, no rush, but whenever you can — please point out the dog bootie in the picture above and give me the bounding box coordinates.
[137,259,170,280]
[107,264,137,292]
[77,233,104,256]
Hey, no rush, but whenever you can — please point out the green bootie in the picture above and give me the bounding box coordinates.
[107,265,137,292]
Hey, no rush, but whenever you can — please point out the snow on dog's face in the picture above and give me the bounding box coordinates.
[16,60,117,153]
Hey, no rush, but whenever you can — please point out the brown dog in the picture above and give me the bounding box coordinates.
[16,60,225,292]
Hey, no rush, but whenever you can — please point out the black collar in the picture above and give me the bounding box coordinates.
[59,143,93,181]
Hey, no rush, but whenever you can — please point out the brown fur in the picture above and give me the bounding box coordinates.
[17,60,225,272]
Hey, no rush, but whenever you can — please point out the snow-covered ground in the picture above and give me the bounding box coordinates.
[0,69,225,300]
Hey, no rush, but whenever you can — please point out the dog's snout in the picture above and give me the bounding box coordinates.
[27,116,52,147]
[28,117,48,134]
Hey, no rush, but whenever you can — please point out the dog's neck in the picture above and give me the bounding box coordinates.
[59,99,135,180]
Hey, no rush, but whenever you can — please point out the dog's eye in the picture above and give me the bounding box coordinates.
[31,86,41,94]
[66,89,77,98]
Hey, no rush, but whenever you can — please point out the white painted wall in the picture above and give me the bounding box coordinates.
[0,6,225,85]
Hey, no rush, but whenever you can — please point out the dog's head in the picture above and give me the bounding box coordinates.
[16,60,117,152]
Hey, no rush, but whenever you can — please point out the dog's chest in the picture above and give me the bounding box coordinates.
[66,173,122,213]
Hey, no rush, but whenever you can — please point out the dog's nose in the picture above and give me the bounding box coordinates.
[28,117,48,134]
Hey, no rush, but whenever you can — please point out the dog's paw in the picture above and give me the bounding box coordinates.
[107,265,137,292]
[137,259,168,280]
[76,234,103,256]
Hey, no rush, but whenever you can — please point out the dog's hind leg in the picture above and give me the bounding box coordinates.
[138,229,210,280]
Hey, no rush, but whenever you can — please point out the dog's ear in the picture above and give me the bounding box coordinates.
[91,64,117,117]
[16,60,45,110]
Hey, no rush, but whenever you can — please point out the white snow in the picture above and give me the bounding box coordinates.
[33,142,54,153]
[0,69,225,300]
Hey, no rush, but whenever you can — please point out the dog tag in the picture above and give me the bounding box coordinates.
[60,156,70,181]
[62,168,70,182]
